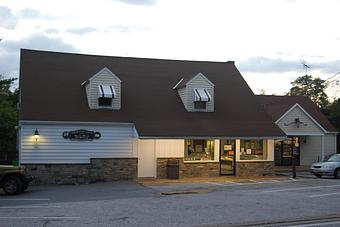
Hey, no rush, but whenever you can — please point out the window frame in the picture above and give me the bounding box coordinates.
[239,139,268,161]
[194,101,207,110]
[184,139,217,163]
[98,97,113,107]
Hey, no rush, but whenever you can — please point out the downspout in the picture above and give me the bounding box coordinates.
[335,134,338,154]
[321,135,325,161]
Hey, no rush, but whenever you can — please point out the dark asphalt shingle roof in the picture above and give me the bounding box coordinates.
[256,95,337,133]
[19,49,285,138]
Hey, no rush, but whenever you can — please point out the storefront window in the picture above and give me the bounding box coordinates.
[184,140,215,161]
[240,140,267,160]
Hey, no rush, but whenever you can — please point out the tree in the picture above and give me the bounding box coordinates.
[0,99,17,153]
[0,75,18,161]
[287,75,329,109]
[0,77,16,95]
[323,98,340,153]
[257,89,266,95]
[324,98,340,131]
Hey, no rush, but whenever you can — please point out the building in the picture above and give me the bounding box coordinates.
[18,49,335,184]
[256,95,338,166]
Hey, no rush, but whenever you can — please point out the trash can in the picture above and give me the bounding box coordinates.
[167,159,179,179]
[11,160,18,166]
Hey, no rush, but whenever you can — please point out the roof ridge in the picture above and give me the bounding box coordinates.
[21,48,235,64]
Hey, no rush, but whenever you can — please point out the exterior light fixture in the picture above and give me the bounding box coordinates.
[284,118,307,128]
[34,129,40,142]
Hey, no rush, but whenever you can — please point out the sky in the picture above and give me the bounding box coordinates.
[0,0,340,99]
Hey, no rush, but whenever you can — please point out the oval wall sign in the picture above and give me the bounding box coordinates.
[62,129,101,141]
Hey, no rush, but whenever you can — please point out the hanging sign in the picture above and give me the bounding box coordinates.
[62,129,101,141]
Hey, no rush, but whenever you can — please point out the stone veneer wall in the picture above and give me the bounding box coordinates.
[23,158,137,185]
[236,161,274,177]
[157,158,219,179]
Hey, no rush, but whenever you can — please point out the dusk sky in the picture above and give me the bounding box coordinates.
[1,0,340,98]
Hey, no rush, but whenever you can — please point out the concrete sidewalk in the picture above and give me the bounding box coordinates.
[138,175,290,186]
[274,165,310,172]
[274,165,316,178]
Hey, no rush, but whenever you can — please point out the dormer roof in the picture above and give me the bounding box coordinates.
[81,67,122,86]
[173,72,214,90]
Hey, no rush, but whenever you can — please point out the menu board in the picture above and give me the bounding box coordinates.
[224,145,233,151]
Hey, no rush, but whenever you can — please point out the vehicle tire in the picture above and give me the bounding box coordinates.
[3,176,23,195]
[21,182,29,192]
[334,168,340,179]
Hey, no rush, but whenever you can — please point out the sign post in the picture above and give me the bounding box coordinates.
[292,146,299,179]
[292,155,296,178]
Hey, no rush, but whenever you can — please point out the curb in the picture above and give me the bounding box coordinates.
[139,176,290,186]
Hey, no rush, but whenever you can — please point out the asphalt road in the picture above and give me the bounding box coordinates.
[1,177,340,227]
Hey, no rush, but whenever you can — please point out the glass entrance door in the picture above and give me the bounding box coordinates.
[220,140,236,175]
[282,139,293,165]
[274,137,300,166]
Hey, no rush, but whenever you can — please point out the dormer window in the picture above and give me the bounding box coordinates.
[98,84,116,107]
[193,88,211,110]
[194,101,206,109]
[98,98,112,107]
[173,72,214,112]
[82,67,122,110]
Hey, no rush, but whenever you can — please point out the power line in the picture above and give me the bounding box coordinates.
[325,72,340,81]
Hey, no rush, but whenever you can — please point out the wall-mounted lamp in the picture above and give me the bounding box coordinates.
[284,118,307,128]
[34,129,40,142]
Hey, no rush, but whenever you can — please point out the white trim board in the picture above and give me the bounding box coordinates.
[186,72,215,87]
[81,67,122,86]
[172,78,184,90]
[284,132,324,136]
[139,136,287,139]
[19,120,134,126]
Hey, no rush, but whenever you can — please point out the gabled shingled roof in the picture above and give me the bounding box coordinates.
[19,49,285,138]
[256,95,337,133]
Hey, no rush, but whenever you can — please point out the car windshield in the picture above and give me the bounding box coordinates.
[326,154,340,162]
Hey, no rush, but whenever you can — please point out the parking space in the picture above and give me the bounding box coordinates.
[0,178,340,226]
[0,181,155,207]
[144,177,314,193]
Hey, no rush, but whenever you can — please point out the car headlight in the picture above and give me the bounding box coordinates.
[323,165,333,169]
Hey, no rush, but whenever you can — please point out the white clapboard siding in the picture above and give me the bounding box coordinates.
[177,73,214,112]
[85,67,121,110]
[177,88,187,108]
[20,123,136,164]
[300,135,322,165]
[300,134,336,165]
[324,134,336,157]
[155,139,185,158]
[277,106,324,135]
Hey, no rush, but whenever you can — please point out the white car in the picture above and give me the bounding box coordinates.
[310,154,340,178]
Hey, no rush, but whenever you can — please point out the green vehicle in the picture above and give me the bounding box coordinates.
[0,165,34,195]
